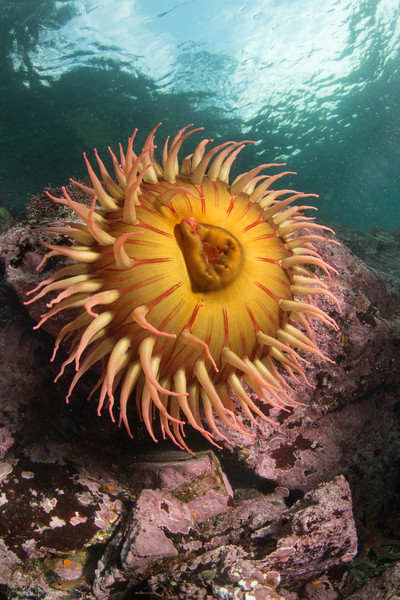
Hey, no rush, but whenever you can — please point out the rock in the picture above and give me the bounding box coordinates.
[1,219,74,338]
[347,562,400,600]
[149,545,289,600]
[0,448,131,595]
[334,223,400,296]
[93,475,356,598]
[128,450,234,522]
[0,197,399,598]
[93,450,235,596]
[0,318,47,457]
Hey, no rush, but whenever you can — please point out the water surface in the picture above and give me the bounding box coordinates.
[1,0,399,230]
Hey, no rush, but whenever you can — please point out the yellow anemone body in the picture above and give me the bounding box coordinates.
[99,178,291,372]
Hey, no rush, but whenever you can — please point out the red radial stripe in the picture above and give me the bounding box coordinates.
[245,304,261,335]
[183,302,202,332]
[254,281,281,306]
[254,232,277,241]
[115,273,166,290]
[227,196,235,216]
[146,282,183,311]
[154,298,185,332]
[137,222,174,237]
[253,295,280,333]
[242,213,265,233]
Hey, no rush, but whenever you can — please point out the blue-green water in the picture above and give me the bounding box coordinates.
[1,0,399,230]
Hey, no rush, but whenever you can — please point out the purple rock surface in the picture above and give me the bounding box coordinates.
[0,193,400,598]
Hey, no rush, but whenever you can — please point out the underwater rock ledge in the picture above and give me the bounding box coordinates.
[0,191,400,598]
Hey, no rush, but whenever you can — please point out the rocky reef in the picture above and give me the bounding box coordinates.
[0,188,400,599]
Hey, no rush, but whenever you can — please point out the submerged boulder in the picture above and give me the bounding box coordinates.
[0,200,400,598]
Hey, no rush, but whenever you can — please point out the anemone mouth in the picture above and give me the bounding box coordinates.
[26,123,340,453]
[177,219,244,292]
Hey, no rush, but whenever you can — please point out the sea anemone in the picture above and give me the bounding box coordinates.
[26,123,340,452]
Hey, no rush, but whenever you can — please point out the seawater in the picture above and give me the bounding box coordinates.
[0,0,399,231]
